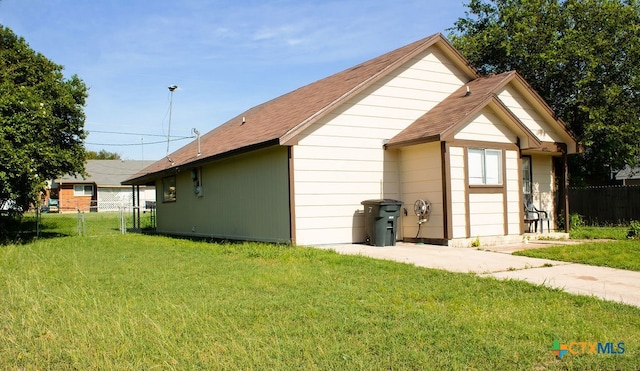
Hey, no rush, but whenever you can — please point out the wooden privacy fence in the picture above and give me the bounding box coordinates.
[569,185,640,225]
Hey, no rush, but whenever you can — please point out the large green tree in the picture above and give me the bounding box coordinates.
[0,25,87,213]
[449,0,640,184]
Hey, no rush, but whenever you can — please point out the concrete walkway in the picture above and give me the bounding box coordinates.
[315,241,640,308]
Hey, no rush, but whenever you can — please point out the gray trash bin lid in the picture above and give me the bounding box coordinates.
[361,199,402,206]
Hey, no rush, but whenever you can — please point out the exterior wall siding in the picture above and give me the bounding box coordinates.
[453,111,518,143]
[293,46,469,245]
[469,193,504,236]
[496,89,561,231]
[397,142,443,240]
[156,146,291,243]
[450,112,524,240]
[505,150,521,234]
[448,146,467,238]
[498,86,564,143]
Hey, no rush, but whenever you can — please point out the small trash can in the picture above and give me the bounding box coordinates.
[361,199,403,246]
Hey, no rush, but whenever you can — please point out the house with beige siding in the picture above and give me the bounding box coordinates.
[124,33,578,246]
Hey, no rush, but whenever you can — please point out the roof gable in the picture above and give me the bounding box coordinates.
[501,73,579,153]
[385,71,576,152]
[125,33,478,184]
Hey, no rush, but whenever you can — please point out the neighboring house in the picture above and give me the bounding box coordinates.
[615,165,640,185]
[52,160,156,212]
[123,33,578,246]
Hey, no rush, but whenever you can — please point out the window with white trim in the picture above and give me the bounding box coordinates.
[73,184,94,196]
[468,148,503,185]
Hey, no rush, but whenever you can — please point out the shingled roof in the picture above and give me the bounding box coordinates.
[386,71,579,151]
[57,160,156,186]
[385,71,542,148]
[124,33,478,185]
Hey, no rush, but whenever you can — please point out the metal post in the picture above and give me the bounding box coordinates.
[131,185,136,232]
[120,207,126,234]
[77,210,85,236]
[36,207,41,238]
[167,85,177,157]
[136,185,141,232]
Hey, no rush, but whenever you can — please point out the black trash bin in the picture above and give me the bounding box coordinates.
[361,199,403,246]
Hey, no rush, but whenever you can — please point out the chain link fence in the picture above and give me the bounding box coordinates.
[2,209,156,244]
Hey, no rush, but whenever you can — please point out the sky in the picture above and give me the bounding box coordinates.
[0,0,468,161]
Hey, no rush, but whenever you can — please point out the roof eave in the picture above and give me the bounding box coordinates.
[122,139,282,185]
[280,34,479,146]
[384,135,441,149]
[54,179,93,184]
[510,73,580,154]
[489,96,543,149]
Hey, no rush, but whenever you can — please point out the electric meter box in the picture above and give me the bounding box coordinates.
[361,199,403,247]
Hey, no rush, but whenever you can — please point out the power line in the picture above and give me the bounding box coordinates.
[85,137,193,147]
[88,130,190,138]
[89,130,166,137]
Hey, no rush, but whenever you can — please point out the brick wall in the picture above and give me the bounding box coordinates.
[58,184,96,212]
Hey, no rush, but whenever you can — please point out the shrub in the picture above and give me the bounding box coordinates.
[569,213,584,230]
[627,220,640,239]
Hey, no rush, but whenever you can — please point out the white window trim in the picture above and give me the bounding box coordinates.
[73,184,94,196]
[468,148,503,186]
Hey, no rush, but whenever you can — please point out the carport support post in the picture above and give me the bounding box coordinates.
[131,185,136,231]
[563,152,570,233]
[136,185,141,232]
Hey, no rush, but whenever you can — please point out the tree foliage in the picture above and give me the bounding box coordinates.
[86,150,121,160]
[449,0,640,184]
[0,25,88,212]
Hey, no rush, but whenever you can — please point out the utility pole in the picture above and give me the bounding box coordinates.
[167,85,178,160]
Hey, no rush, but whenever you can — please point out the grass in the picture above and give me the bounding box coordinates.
[515,240,640,271]
[0,211,154,244]
[516,225,640,271]
[569,226,628,240]
[1,215,640,369]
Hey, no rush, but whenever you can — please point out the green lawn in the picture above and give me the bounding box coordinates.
[569,226,628,240]
[515,240,640,271]
[1,211,154,244]
[516,224,640,271]
[1,230,639,369]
